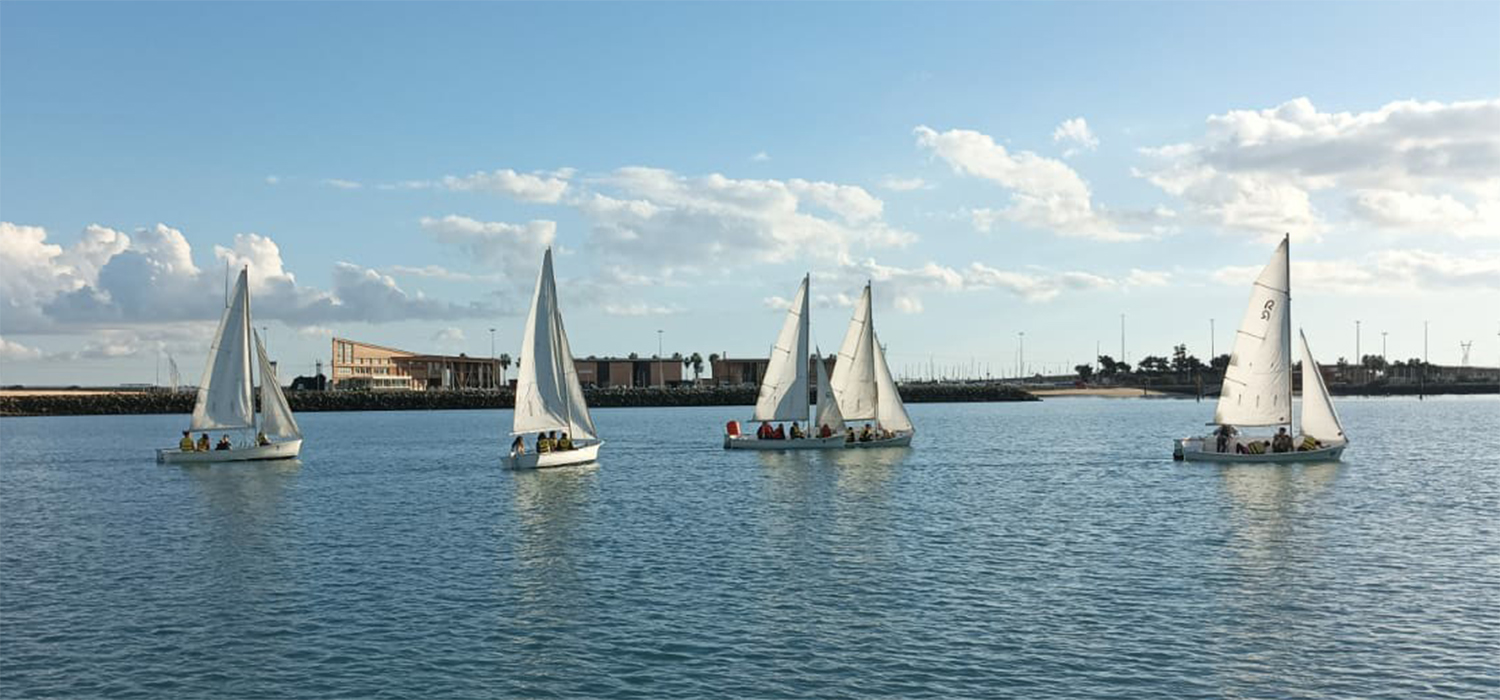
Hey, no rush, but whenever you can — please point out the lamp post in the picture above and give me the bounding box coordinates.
[489,327,496,389]
[1018,331,1025,379]
[1356,319,1361,383]
[1120,314,1126,365]
[657,329,664,388]
[1210,318,1215,360]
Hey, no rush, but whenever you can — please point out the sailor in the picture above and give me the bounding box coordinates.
[558,432,574,450]
[757,422,773,439]
[196,433,211,452]
[772,423,786,440]
[178,430,195,452]
[859,423,874,442]
[216,435,232,451]
[1214,424,1236,453]
[789,423,804,439]
[511,435,526,454]
[819,423,833,438]
[256,431,270,446]
[846,427,856,443]
[1272,427,1293,453]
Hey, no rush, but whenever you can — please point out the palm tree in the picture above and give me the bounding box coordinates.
[497,353,512,386]
[685,352,704,382]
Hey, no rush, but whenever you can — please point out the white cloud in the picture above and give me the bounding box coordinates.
[265,175,280,185]
[1,222,499,335]
[296,325,335,338]
[751,151,771,162]
[601,302,682,316]
[879,176,932,192]
[810,257,1167,310]
[383,264,502,283]
[418,215,556,281]
[432,327,466,344]
[1212,248,1500,295]
[580,167,915,274]
[915,125,1145,241]
[322,178,362,190]
[438,168,570,203]
[1052,117,1099,157]
[0,336,44,361]
[1138,97,1500,240]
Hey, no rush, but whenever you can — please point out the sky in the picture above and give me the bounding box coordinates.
[2,1,1498,385]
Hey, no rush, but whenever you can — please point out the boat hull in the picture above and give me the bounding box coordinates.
[849,432,914,448]
[509,441,602,469]
[1174,437,1344,463]
[724,434,847,450]
[157,439,302,464]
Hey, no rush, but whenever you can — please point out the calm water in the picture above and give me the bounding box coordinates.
[1,398,1497,699]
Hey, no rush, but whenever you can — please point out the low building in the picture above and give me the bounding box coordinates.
[711,356,835,386]
[573,356,684,388]
[331,337,499,390]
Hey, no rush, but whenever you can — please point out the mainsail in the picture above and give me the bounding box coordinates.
[813,349,845,434]
[254,331,301,439]
[872,331,913,434]
[1298,330,1345,443]
[191,268,255,431]
[830,284,878,421]
[1213,236,1292,427]
[754,275,811,423]
[513,249,597,441]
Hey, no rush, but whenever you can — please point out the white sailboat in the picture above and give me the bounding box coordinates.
[157,268,303,463]
[508,248,602,469]
[1174,236,1347,462]
[829,283,914,448]
[724,275,846,450]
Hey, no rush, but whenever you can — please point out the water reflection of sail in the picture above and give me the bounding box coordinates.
[1212,461,1340,685]
[511,464,599,586]
[181,460,301,594]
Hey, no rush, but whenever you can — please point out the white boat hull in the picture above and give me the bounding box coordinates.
[1174,437,1345,463]
[509,441,602,469]
[849,431,914,448]
[157,439,302,464]
[724,434,848,450]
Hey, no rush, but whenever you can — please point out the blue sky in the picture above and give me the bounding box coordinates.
[3,2,1498,384]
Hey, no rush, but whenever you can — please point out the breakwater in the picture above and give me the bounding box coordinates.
[0,383,1037,417]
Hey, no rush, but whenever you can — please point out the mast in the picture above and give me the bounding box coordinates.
[1283,234,1293,433]
[244,266,259,434]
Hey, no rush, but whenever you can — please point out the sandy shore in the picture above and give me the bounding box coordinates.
[1029,387,1173,398]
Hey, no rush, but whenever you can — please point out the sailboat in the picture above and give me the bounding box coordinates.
[1173,236,1347,462]
[829,283,915,448]
[508,248,602,469]
[157,268,302,463]
[723,275,847,450]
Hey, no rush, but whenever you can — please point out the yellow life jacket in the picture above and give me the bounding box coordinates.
[1301,436,1319,451]
[1247,441,1265,454]
[179,436,195,451]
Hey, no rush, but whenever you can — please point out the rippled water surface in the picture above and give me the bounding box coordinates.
[2,397,1498,699]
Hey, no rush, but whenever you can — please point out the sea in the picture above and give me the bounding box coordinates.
[1,397,1497,699]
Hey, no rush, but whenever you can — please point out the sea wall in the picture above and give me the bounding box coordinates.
[0,383,1038,417]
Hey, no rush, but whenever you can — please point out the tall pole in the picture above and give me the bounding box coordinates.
[1422,321,1429,400]
[488,327,496,389]
[1210,318,1215,360]
[1381,331,1388,361]
[1355,319,1361,383]
[1018,332,1025,379]
[1120,314,1126,365]
[657,329,664,388]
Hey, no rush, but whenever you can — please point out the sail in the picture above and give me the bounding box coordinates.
[1298,330,1345,443]
[1213,237,1292,427]
[830,284,878,421]
[555,311,598,441]
[753,276,811,423]
[191,268,254,431]
[813,350,844,434]
[513,249,596,440]
[254,331,301,439]
[872,331,913,434]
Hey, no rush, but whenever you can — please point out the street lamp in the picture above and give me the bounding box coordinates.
[1018,331,1025,379]
[489,327,496,389]
[657,329,664,388]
